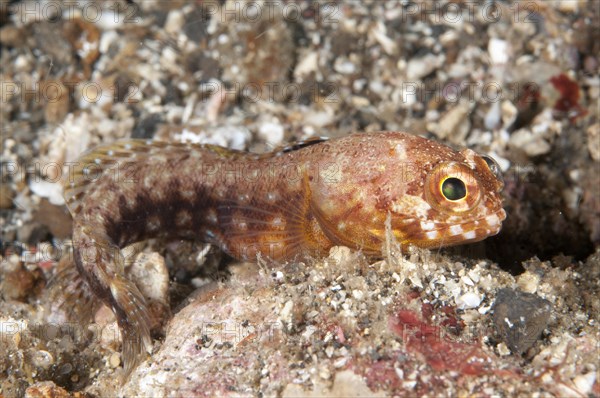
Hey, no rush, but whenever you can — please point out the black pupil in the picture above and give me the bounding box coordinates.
[442,178,467,201]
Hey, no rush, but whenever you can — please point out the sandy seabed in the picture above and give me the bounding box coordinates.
[1,1,599,397]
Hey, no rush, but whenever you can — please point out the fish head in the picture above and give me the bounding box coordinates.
[307,132,506,252]
[393,147,506,248]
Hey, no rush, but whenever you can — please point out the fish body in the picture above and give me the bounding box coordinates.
[63,131,505,373]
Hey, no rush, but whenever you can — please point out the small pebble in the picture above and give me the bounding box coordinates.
[586,123,600,161]
[32,350,54,369]
[488,38,511,65]
[258,121,284,147]
[279,300,294,328]
[406,53,443,80]
[430,102,471,145]
[517,271,541,294]
[573,372,596,394]
[351,290,364,301]
[109,352,121,368]
[129,252,169,303]
[509,128,552,157]
[456,291,482,309]
[164,10,185,34]
[29,179,65,206]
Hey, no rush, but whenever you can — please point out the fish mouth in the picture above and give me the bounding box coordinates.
[366,208,507,249]
[394,207,507,247]
[425,207,507,245]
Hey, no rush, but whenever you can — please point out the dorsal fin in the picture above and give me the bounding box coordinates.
[275,136,329,154]
[65,140,141,216]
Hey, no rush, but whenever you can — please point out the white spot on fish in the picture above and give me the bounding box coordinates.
[485,214,500,228]
[394,143,407,160]
[182,190,195,200]
[266,192,278,202]
[215,187,227,199]
[206,209,218,224]
[107,150,114,156]
[462,230,477,240]
[143,175,155,190]
[425,230,439,240]
[147,216,161,232]
[232,214,247,230]
[420,221,435,231]
[392,195,432,218]
[449,224,464,236]
[238,194,250,202]
[151,188,165,202]
[271,216,285,229]
[176,211,192,227]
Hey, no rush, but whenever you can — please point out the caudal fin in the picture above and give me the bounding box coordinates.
[72,231,153,377]
[109,274,153,376]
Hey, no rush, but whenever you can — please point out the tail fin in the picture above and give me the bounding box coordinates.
[109,274,153,375]
[72,229,153,377]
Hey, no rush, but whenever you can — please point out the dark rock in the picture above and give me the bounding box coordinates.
[32,22,74,69]
[184,50,220,81]
[132,113,163,139]
[492,288,552,354]
[183,7,209,42]
[330,29,358,57]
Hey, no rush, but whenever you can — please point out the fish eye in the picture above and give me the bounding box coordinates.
[441,177,467,201]
[425,161,481,213]
[482,155,502,180]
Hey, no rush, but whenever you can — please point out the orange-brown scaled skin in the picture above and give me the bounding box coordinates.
[63,131,505,374]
